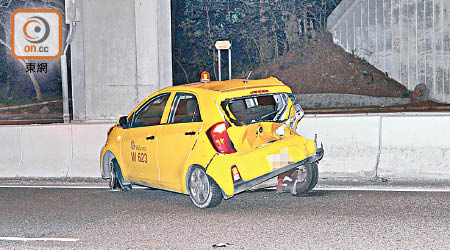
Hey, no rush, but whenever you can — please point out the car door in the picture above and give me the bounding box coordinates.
[157,92,203,188]
[121,93,171,184]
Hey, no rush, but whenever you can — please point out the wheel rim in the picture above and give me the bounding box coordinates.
[108,161,116,190]
[189,168,210,204]
[297,167,308,183]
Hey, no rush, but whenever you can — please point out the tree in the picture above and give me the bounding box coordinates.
[0,0,65,103]
[172,0,342,84]
[0,0,44,101]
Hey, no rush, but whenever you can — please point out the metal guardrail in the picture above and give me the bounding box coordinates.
[0,100,62,112]
[0,99,71,125]
[305,105,450,114]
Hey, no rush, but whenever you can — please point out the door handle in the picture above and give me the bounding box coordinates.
[184,131,196,135]
[146,135,155,140]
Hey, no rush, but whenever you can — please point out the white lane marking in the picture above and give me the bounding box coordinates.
[0,237,79,242]
[0,185,449,192]
[315,187,450,192]
[0,185,108,189]
[0,185,147,189]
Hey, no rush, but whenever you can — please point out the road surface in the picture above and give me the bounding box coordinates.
[0,179,449,249]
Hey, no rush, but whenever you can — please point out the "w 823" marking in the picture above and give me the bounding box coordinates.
[131,152,147,163]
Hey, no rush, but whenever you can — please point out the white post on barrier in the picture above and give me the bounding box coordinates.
[215,40,232,81]
[217,49,221,81]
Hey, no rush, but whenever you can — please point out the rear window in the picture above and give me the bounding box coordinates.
[221,93,294,126]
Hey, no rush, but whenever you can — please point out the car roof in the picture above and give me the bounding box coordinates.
[164,77,285,93]
[129,76,291,118]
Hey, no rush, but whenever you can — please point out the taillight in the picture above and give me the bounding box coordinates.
[207,122,236,154]
[231,166,241,181]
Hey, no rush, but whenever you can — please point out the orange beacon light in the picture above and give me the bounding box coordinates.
[200,71,210,83]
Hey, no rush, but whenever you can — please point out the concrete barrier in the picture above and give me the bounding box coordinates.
[298,116,380,178]
[17,125,72,177]
[300,113,450,180]
[378,115,450,179]
[0,123,112,178]
[0,113,448,180]
[67,123,113,177]
[0,127,22,177]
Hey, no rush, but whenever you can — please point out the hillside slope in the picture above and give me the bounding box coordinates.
[253,32,410,98]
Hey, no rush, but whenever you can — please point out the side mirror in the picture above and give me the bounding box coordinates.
[118,116,128,128]
[294,104,304,119]
[292,104,304,134]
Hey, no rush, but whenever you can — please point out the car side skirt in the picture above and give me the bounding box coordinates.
[130,181,186,195]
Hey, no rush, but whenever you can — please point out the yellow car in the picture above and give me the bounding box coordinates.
[100,77,324,208]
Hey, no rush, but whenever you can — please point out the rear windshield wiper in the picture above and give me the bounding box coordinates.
[255,110,279,122]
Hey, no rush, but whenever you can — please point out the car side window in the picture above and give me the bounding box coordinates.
[132,93,170,127]
[168,93,201,124]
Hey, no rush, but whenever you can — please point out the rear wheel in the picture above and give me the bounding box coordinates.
[294,162,319,195]
[188,167,222,208]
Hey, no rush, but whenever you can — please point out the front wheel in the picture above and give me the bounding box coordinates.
[109,163,119,190]
[188,167,222,208]
[108,158,132,192]
[294,162,319,195]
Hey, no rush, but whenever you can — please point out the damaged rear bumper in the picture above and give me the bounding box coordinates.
[231,146,324,196]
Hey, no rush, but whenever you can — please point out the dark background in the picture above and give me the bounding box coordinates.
[0,0,448,116]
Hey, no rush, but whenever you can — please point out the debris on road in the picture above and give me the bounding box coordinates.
[212,242,234,248]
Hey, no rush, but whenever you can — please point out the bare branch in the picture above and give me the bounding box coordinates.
[174,57,190,83]
[0,0,13,9]
[0,36,10,50]
[0,18,8,34]
[0,37,43,101]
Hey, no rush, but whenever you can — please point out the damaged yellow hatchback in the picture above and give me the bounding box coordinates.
[100,77,324,208]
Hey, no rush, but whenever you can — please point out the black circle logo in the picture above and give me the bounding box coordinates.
[23,16,50,44]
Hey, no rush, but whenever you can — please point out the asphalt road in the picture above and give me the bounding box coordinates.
[1,181,450,249]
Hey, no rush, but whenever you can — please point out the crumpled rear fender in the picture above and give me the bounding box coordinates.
[206,135,322,197]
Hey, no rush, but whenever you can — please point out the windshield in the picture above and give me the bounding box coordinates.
[221,93,294,126]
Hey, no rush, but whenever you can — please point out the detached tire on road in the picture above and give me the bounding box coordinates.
[188,167,222,208]
[294,162,319,195]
